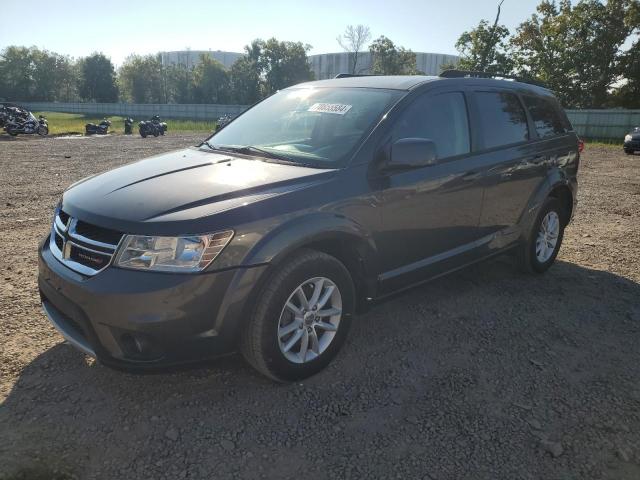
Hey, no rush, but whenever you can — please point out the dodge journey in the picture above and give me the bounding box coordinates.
[38,72,580,381]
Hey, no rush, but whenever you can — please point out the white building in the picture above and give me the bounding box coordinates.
[158,50,459,78]
[308,52,460,80]
[159,50,244,70]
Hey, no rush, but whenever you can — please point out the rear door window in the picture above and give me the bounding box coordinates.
[523,95,568,138]
[474,91,529,149]
[392,92,470,160]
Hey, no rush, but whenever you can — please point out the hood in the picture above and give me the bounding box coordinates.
[62,147,334,231]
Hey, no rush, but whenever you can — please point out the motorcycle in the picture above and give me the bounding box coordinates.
[139,115,167,138]
[215,114,233,131]
[0,107,8,129]
[124,117,134,135]
[85,118,111,135]
[4,109,48,137]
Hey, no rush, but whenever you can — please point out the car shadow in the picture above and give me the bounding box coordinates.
[2,256,640,479]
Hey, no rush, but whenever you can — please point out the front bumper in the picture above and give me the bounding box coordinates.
[624,140,640,151]
[38,235,268,369]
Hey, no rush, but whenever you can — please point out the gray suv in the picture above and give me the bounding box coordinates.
[38,72,580,381]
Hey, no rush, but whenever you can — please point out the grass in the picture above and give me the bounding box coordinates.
[35,112,217,135]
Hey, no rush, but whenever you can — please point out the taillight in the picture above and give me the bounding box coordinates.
[578,139,585,153]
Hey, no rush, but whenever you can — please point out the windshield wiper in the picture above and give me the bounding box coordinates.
[203,143,301,165]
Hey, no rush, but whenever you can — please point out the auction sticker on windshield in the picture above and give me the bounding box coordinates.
[308,103,352,115]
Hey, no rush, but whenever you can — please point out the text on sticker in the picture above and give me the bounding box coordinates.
[308,103,353,115]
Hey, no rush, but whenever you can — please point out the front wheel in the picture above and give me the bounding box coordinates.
[240,249,355,382]
[139,128,147,138]
[624,149,634,155]
[518,197,566,273]
[38,125,48,136]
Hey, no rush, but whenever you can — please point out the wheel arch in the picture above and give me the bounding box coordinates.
[243,213,379,310]
[547,184,574,224]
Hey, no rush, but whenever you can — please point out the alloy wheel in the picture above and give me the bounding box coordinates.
[277,277,342,364]
[536,211,560,263]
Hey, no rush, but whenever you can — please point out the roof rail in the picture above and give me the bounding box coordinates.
[334,73,377,79]
[439,69,546,88]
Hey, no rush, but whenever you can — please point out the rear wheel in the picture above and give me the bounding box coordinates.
[240,249,355,382]
[624,149,634,155]
[518,197,565,273]
[37,125,48,136]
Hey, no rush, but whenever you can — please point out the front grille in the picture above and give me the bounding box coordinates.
[54,232,64,251]
[58,209,70,226]
[75,220,123,245]
[50,210,121,276]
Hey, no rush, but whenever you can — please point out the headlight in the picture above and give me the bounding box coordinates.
[114,231,233,272]
[625,134,632,142]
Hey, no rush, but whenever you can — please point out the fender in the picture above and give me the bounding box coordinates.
[213,212,380,340]
[243,211,379,274]
[518,166,577,238]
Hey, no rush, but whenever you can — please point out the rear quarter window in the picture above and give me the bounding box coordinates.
[474,91,529,149]
[523,95,569,138]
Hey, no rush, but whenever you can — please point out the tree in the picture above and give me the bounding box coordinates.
[32,49,77,101]
[0,46,79,102]
[455,0,514,75]
[118,54,164,103]
[77,53,118,102]
[0,46,36,100]
[510,0,639,108]
[165,64,195,104]
[229,41,262,104]
[369,36,419,75]
[337,25,372,74]
[192,55,230,103]
[611,39,640,108]
[259,38,315,95]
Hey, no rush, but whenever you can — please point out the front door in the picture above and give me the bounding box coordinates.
[376,90,485,293]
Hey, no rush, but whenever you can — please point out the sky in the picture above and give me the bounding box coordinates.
[0,0,545,66]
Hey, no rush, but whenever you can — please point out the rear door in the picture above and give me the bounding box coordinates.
[468,89,547,237]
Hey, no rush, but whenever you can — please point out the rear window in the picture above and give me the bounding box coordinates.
[523,95,568,138]
[475,91,529,149]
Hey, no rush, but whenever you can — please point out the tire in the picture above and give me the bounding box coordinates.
[624,149,634,155]
[38,125,48,136]
[518,197,566,274]
[153,129,160,137]
[240,249,355,382]
[7,130,18,137]
[139,128,147,138]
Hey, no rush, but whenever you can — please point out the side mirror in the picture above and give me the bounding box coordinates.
[387,138,438,170]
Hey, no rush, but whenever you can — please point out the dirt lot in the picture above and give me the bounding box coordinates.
[1,134,639,480]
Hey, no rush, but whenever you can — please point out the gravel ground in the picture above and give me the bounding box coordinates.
[1,133,639,480]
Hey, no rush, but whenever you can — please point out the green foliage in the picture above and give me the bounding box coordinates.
[192,55,230,103]
[611,40,640,108]
[510,0,639,107]
[454,0,640,108]
[118,54,165,103]
[455,20,513,74]
[257,38,315,95]
[369,36,420,75]
[0,46,77,101]
[77,53,118,102]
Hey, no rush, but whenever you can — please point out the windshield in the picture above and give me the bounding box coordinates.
[205,87,403,168]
